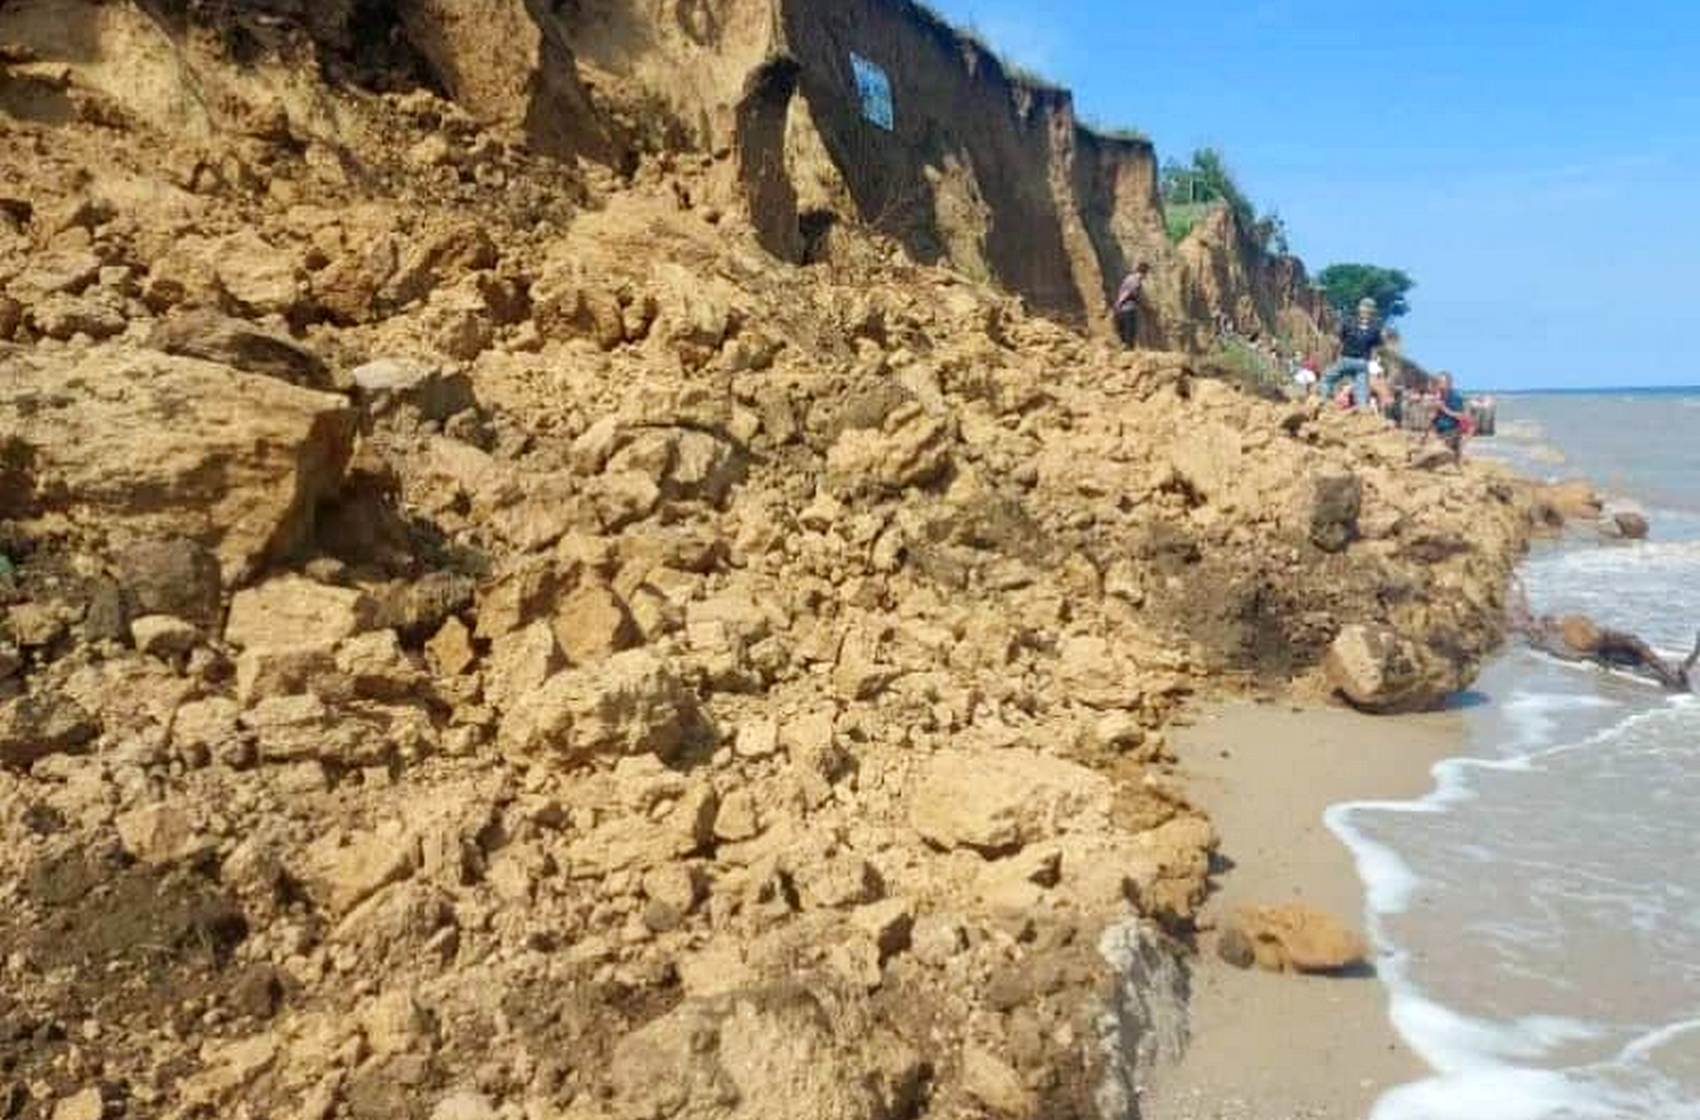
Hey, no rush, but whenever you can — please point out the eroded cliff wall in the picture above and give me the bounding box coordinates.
[375,0,1331,350]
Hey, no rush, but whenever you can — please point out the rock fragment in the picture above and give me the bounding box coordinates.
[1218,904,1368,974]
[1324,623,1457,714]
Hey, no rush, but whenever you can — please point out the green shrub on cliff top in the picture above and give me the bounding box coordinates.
[1316,263,1416,323]
[1161,149,1289,254]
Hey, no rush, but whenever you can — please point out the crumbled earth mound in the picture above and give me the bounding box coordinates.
[0,6,1532,1119]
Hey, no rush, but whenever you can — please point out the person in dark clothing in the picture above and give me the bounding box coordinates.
[1431,371,1469,462]
[1111,261,1151,348]
[1322,298,1384,406]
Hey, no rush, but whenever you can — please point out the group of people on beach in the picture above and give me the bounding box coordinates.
[1308,297,1473,461]
[1112,267,1474,462]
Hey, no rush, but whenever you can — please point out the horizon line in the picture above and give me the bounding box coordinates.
[1476,384,1700,395]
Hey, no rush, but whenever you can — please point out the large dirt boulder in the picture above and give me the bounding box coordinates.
[397,0,609,161]
[0,349,356,585]
[1324,624,1456,713]
[1218,904,1368,974]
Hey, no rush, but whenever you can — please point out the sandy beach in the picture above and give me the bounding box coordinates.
[1145,701,1468,1120]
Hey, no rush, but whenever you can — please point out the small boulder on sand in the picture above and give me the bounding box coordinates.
[1218,904,1368,974]
[1324,623,1456,714]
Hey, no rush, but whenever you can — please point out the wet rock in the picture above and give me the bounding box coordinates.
[148,312,332,388]
[1611,511,1650,540]
[1557,614,1603,655]
[1533,480,1602,524]
[1218,904,1368,974]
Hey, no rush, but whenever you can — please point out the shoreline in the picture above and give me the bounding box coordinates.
[1144,700,1470,1120]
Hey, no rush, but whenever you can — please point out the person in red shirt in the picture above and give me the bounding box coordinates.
[1111,261,1151,348]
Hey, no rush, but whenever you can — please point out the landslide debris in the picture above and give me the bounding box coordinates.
[0,5,1532,1119]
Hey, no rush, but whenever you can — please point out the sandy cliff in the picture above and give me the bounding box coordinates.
[0,3,1526,1119]
[354,0,1333,351]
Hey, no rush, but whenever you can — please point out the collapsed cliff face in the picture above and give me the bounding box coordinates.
[258,0,1331,350]
[0,4,1527,1120]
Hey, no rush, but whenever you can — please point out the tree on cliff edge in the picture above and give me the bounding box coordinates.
[1317,263,1416,323]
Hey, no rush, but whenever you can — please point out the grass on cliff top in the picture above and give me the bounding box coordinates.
[1164,201,1219,244]
[1080,116,1151,144]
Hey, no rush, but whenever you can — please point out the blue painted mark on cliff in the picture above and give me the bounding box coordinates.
[851,53,894,131]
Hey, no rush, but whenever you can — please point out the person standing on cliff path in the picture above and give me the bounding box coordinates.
[1111,260,1151,348]
[1322,298,1384,406]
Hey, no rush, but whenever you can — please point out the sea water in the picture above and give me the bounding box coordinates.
[1328,389,1700,1119]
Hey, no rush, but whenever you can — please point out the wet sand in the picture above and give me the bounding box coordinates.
[1144,701,1465,1120]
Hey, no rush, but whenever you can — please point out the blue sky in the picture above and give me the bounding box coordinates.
[924,0,1700,390]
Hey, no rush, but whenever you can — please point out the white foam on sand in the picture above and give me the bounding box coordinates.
[1329,699,1700,1119]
